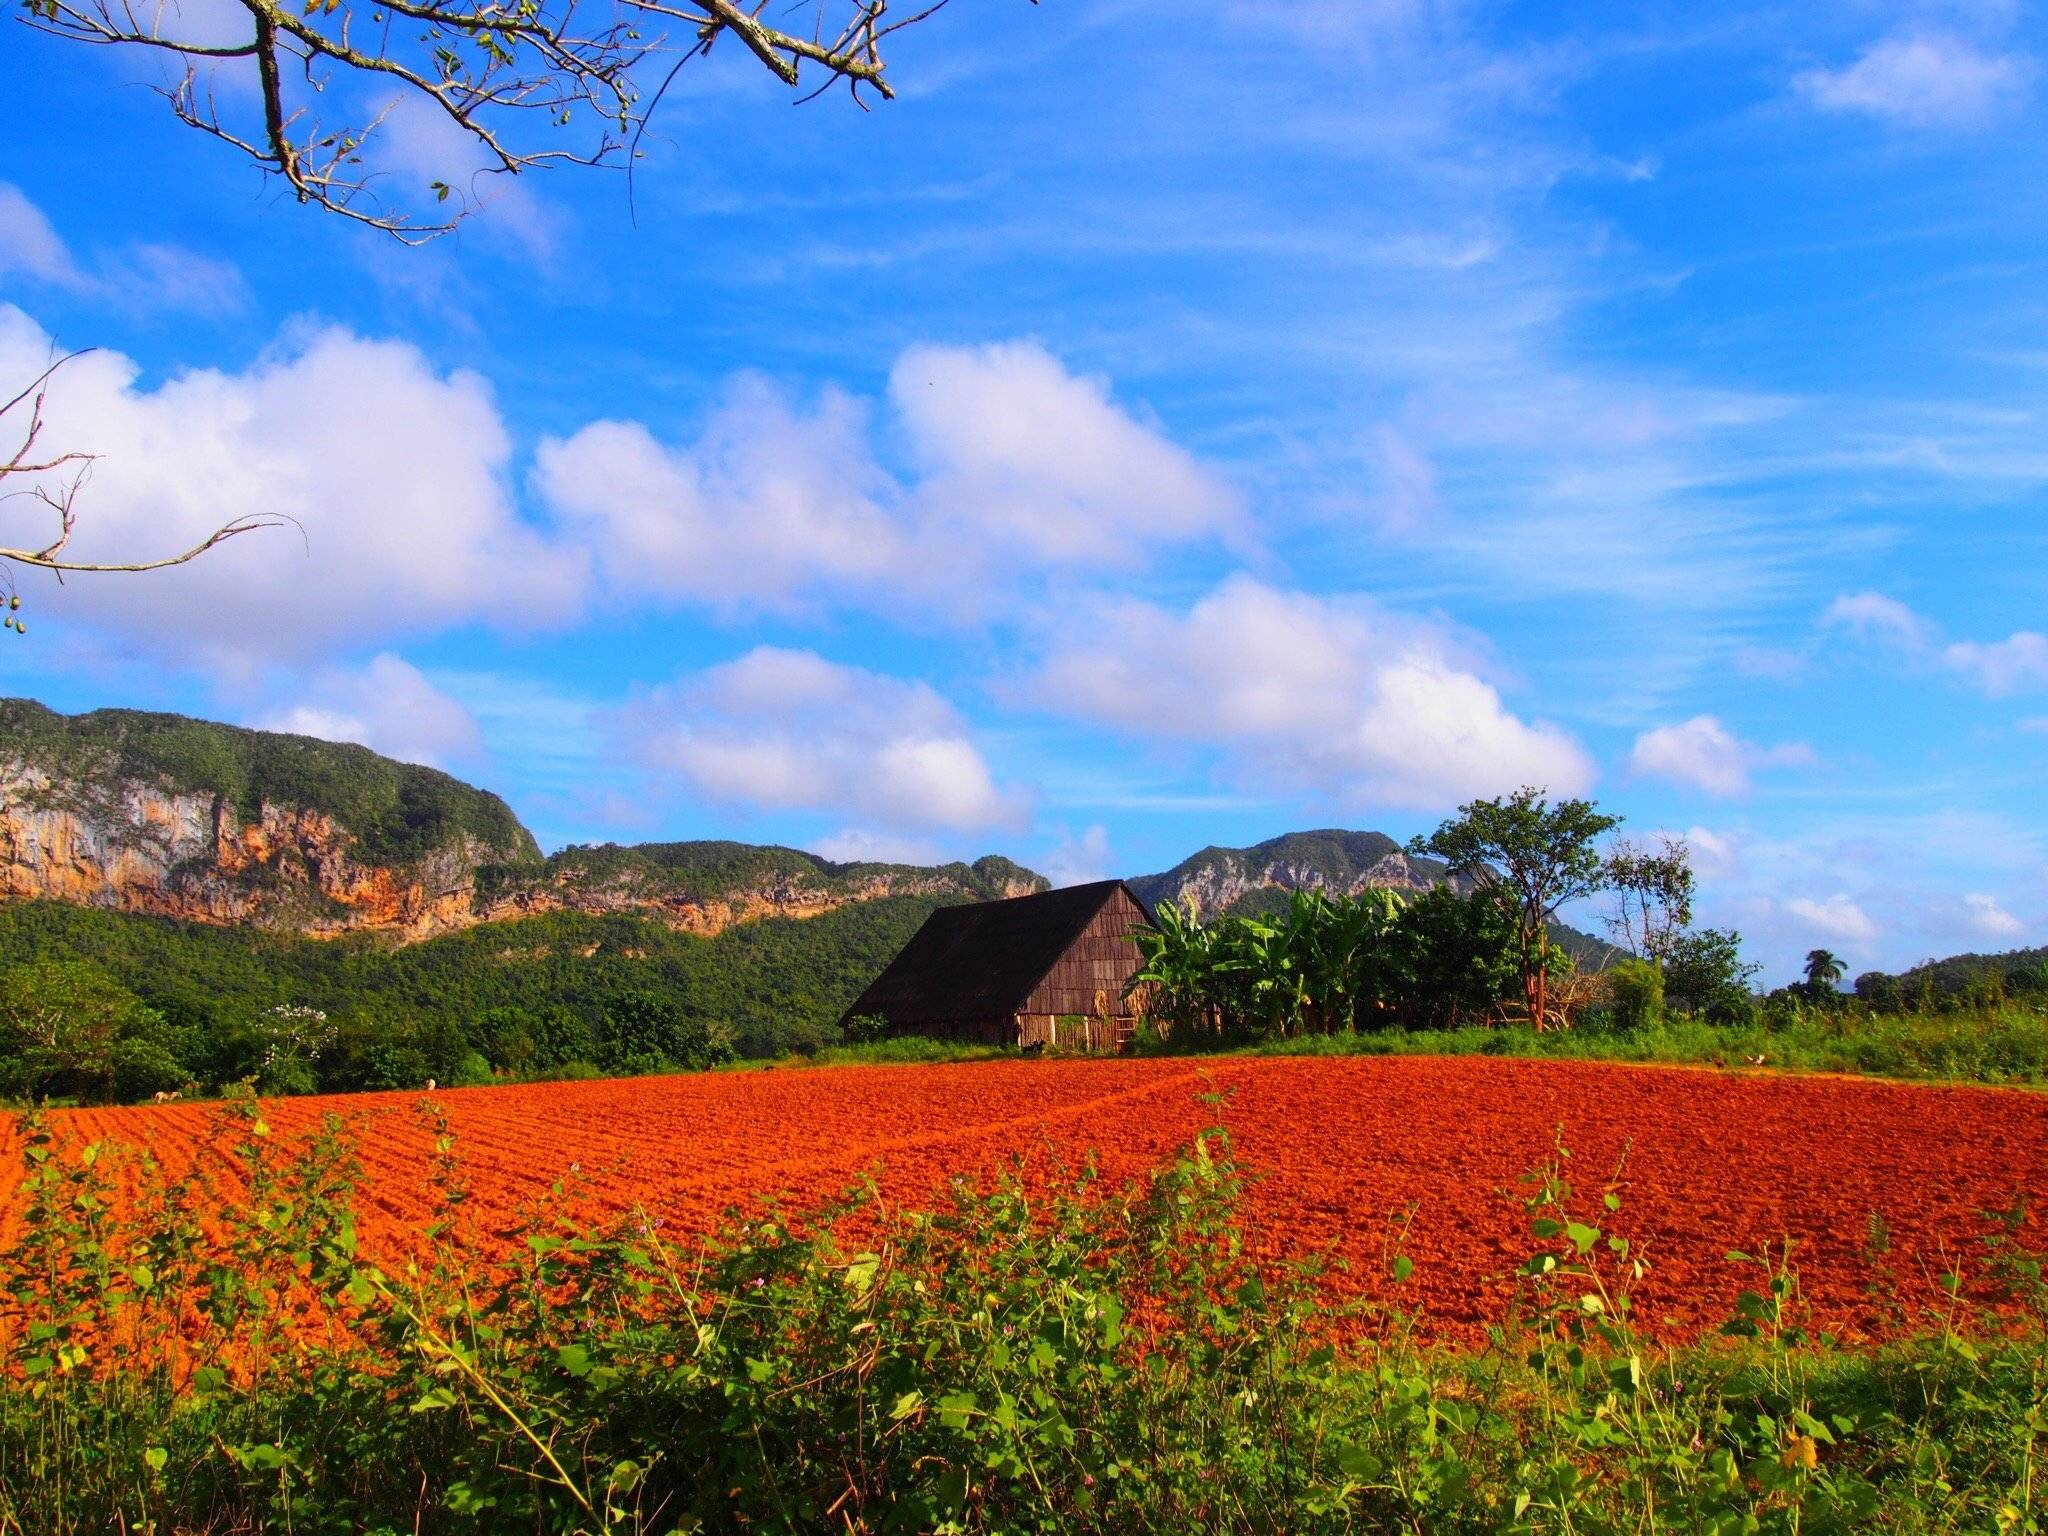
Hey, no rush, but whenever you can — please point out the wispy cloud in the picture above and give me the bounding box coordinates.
[0,182,247,317]
[1823,591,2048,697]
[1796,31,2031,130]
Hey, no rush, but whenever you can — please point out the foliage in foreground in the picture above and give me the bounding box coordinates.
[3,1097,2045,1534]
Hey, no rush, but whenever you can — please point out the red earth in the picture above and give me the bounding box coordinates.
[6,1055,2045,1343]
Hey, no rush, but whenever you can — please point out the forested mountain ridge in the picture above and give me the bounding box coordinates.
[0,699,1046,942]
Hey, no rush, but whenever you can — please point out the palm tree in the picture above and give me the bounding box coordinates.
[1803,948,1846,994]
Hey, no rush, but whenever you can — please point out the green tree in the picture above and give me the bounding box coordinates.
[1382,886,1523,1030]
[219,1004,334,1096]
[0,959,177,1102]
[1803,948,1847,996]
[1663,929,1760,1021]
[601,991,734,1074]
[531,1005,599,1070]
[1411,788,1621,1031]
[0,959,129,1101]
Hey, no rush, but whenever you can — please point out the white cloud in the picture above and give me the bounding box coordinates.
[535,377,906,614]
[1026,575,1593,811]
[1796,31,2030,129]
[1821,591,1936,648]
[2021,717,2048,734]
[1823,592,2048,697]
[0,184,80,286]
[253,654,483,768]
[620,648,1025,835]
[1042,823,1114,888]
[535,340,1238,616]
[1785,893,1880,946]
[105,244,250,319]
[1629,715,1817,798]
[1677,825,1740,882]
[366,93,559,261]
[0,185,245,315]
[807,829,947,866]
[0,305,584,666]
[1964,891,2026,939]
[1941,632,2048,697]
[889,340,1242,566]
[1363,423,1440,535]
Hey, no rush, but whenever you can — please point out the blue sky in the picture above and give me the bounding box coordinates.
[3,0,2047,984]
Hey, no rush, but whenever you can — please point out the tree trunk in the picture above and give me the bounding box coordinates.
[1521,929,1541,1031]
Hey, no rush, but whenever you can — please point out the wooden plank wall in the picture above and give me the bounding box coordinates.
[1019,887,1150,1021]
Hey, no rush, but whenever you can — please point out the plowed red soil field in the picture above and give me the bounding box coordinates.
[6,1056,2046,1342]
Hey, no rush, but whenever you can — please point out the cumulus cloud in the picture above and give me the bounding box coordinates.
[535,340,1239,616]
[619,648,1025,835]
[1785,894,1879,946]
[0,305,583,665]
[1796,31,2030,129]
[1628,715,1817,798]
[1823,591,2048,697]
[1964,891,2026,939]
[253,654,483,768]
[535,377,905,613]
[1025,576,1593,811]
[889,341,1242,566]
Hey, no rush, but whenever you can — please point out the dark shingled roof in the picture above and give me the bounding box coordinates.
[841,880,1140,1027]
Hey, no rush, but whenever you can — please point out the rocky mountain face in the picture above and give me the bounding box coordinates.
[476,845,1047,937]
[1127,829,1467,920]
[0,700,1045,943]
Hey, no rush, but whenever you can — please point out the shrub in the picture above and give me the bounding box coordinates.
[1605,958,1664,1032]
[841,1010,892,1045]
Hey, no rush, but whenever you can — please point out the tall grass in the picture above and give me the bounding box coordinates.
[3,1093,2045,1532]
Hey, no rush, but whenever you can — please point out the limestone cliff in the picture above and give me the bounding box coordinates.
[0,699,1047,943]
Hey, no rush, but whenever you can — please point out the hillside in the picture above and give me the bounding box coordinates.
[0,699,1044,941]
[0,894,945,1060]
[1855,944,2048,1002]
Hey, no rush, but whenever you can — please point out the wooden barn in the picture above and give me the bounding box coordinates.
[840,880,1153,1051]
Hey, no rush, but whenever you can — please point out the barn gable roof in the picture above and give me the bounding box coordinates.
[841,880,1146,1027]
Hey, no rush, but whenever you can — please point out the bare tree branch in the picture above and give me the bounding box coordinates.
[0,353,283,636]
[16,0,1001,239]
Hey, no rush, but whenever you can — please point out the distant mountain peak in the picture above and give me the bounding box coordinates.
[1126,827,1459,920]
